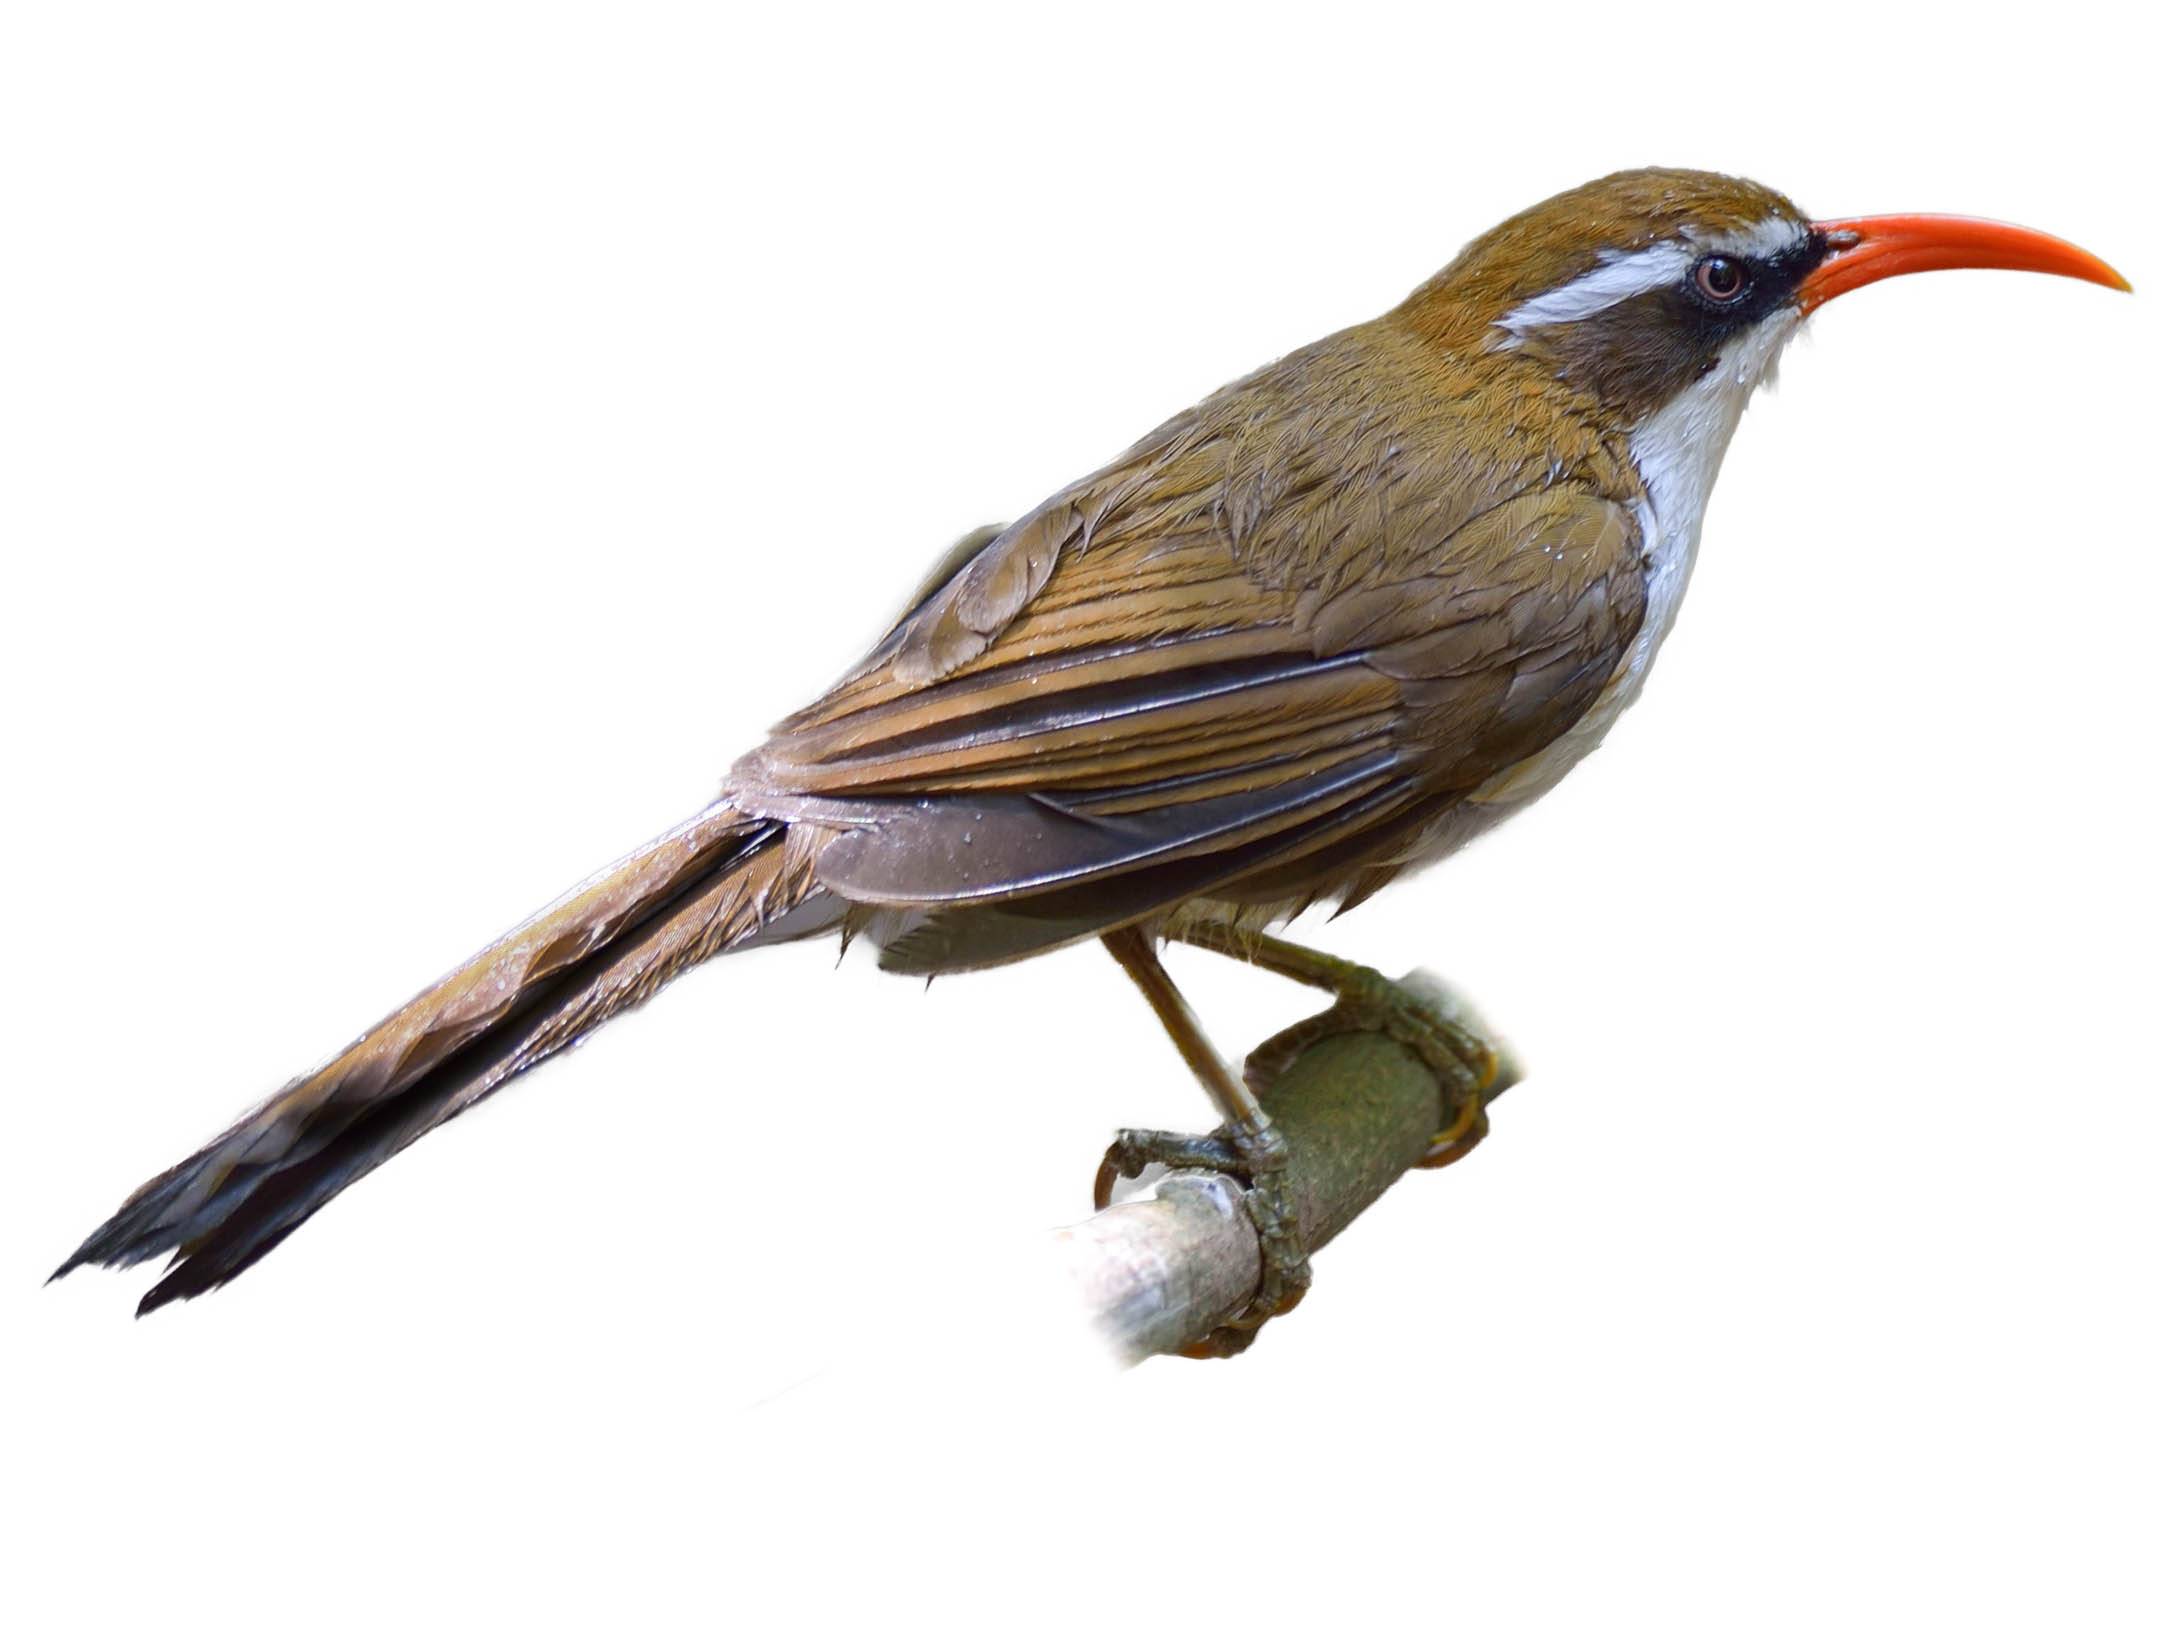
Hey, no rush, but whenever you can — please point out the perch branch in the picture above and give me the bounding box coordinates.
[1048,971,1522,1363]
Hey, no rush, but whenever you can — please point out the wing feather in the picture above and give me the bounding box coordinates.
[727,325,1648,958]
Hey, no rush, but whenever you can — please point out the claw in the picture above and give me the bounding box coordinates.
[1416,1086,1490,1169]
[1092,1128,1248,1210]
[1090,1118,1309,1350]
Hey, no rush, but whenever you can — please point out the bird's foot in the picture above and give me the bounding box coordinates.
[1095,922,1508,1358]
[1093,1117,1310,1358]
[1170,923,1501,1169]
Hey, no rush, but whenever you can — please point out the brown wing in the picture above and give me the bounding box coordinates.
[729,332,1646,968]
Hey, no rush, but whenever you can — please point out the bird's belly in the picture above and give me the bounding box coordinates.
[1462,631,1656,809]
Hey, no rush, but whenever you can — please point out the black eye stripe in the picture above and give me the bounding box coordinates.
[1527,225,1837,414]
[1678,232,1829,322]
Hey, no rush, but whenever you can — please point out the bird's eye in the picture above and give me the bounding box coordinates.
[1694,256,1750,303]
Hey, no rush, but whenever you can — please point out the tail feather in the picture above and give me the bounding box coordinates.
[55,803,818,1312]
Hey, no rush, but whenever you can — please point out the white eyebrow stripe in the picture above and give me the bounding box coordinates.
[1495,214,1809,344]
[1687,215,1807,260]
[1495,240,1695,339]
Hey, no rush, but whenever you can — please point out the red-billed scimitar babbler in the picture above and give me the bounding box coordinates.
[57,169,2128,1342]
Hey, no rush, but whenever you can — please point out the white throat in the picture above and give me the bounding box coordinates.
[1625,307,1800,654]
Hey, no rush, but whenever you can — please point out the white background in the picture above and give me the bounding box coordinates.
[5,4,2160,1620]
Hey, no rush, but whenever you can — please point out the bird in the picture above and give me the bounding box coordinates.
[55,168,2128,1340]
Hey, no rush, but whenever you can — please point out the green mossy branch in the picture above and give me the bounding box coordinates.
[1052,973,1521,1362]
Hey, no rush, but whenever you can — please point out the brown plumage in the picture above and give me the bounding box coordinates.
[57,168,2129,1312]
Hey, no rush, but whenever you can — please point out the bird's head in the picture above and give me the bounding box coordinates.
[1416,168,2127,415]
[1402,166,2128,525]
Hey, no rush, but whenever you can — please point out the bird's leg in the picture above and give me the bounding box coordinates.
[1098,925,1310,1353]
[1164,919,1497,1169]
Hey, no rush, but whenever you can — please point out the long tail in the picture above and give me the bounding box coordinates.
[54,801,826,1313]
